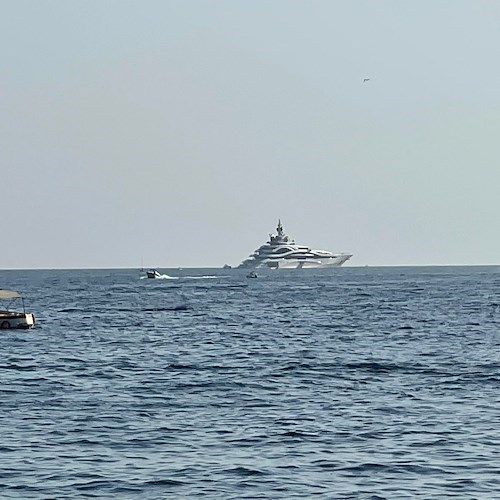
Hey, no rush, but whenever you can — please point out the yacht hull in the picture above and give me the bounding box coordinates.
[260,254,351,269]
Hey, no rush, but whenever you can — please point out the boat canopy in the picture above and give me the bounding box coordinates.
[0,290,21,299]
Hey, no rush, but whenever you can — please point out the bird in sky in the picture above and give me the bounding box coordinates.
[363,78,370,83]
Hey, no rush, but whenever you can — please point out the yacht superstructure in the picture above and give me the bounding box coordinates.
[238,220,352,269]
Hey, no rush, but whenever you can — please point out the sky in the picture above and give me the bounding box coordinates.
[2,0,500,269]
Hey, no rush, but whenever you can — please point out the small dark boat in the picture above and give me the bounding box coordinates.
[146,269,162,279]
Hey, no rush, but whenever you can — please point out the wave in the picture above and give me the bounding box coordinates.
[142,305,189,311]
[4,265,500,499]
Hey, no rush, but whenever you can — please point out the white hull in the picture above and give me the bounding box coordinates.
[0,312,35,329]
[257,254,351,269]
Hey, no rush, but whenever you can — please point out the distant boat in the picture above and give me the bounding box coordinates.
[238,220,352,269]
[246,271,258,279]
[0,289,35,329]
[223,264,232,269]
[146,269,161,279]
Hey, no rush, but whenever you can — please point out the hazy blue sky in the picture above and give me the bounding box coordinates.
[2,0,500,268]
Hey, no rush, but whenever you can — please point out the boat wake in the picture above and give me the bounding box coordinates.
[140,274,178,280]
[140,274,226,280]
[184,275,223,280]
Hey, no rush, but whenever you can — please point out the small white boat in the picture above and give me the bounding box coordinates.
[0,290,35,329]
[146,269,162,279]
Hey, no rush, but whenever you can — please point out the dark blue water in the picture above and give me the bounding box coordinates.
[1,266,500,498]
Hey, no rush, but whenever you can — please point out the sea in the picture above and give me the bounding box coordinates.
[1,265,500,499]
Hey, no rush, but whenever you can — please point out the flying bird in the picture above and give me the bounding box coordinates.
[363,78,370,83]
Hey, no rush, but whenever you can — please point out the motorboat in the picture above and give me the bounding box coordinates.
[246,271,258,278]
[146,269,162,279]
[0,290,35,329]
[238,220,352,269]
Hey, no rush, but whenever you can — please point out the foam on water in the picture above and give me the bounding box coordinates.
[140,274,226,280]
[139,274,178,280]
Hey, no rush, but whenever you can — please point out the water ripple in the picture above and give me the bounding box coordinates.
[1,266,500,498]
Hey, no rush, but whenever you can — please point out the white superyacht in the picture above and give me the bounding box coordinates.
[238,220,352,269]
